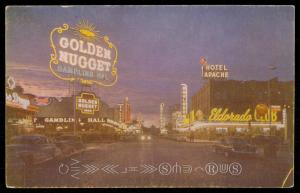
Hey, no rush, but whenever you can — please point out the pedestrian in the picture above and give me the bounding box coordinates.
[190,132,194,142]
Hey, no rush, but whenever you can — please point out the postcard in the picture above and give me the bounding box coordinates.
[5,5,294,188]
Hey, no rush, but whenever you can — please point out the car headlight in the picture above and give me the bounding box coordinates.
[141,136,145,140]
[147,136,151,140]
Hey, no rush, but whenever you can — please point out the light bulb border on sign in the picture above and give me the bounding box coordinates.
[49,22,118,87]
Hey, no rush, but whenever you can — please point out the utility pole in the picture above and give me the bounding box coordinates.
[73,81,76,135]
[268,65,277,134]
[268,78,271,132]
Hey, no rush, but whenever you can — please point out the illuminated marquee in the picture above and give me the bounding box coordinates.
[208,105,281,122]
[44,117,75,123]
[6,92,30,109]
[178,105,282,125]
[76,92,100,114]
[49,20,118,86]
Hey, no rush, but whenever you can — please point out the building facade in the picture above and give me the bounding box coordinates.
[166,104,180,129]
[160,103,168,134]
[190,78,294,141]
[160,103,165,130]
[6,88,39,138]
[118,103,124,123]
[123,97,131,124]
[191,78,293,118]
[34,93,121,131]
[5,77,39,138]
[118,97,132,124]
[181,84,188,115]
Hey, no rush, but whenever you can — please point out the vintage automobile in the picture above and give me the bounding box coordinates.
[250,135,281,157]
[120,134,137,141]
[213,137,257,157]
[6,134,62,166]
[54,135,84,155]
[176,135,187,142]
[140,134,152,141]
[120,133,152,142]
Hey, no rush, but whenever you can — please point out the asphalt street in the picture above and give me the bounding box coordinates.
[8,137,293,188]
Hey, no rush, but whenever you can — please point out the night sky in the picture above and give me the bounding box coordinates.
[5,6,294,126]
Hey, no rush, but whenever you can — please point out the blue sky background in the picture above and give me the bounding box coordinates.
[5,6,294,126]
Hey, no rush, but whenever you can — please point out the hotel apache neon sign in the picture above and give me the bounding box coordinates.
[49,20,118,86]
[200,57,229,80]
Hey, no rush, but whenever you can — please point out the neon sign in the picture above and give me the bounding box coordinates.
[6,92,30,109]
[6,76,16,89]
[44,117,75,123]
[49,20,118,86]
[208,108,252,122]
[200,57,229,80]
[208,105,281,122]
[76,92,100,114]
[254,104,281,122]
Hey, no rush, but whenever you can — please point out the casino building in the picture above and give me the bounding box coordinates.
[191,78,293,118]
[34,92,123,132]
[5,77,39,138]
[190,78,294,141]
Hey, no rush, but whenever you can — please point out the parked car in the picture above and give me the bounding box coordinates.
[213,137,257,157]
[6,134,62,166]
[120,134,138,141]
[54,135,84,155]
[120,134,152,142]
[176,136,187,142]
[251,135,281,145]
[251,135,281,157]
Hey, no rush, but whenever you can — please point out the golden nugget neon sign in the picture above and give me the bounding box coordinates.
[49,20,118,86]
[76,92,100,114]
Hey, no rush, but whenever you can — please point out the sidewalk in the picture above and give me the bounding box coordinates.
[163,135,218,144]
[276,144,293,165]
[277,151,293,164]
[186,139,218,144]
